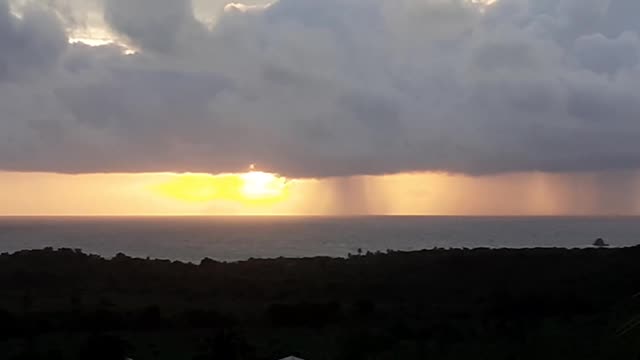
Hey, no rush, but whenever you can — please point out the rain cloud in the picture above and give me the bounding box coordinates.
[2,0,640,178]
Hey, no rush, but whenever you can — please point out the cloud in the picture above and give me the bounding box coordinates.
[103,0,208,53]
[2,0,640,178]
[0,0,67,80]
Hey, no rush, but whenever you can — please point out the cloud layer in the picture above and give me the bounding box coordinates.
[2,0,640,178]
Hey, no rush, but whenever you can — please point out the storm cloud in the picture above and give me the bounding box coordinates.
[2,0,640,178]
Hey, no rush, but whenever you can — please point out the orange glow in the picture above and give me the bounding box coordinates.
[1,170,639,216]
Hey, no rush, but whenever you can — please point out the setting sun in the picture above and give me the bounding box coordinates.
[241,171,288,200]
[151,170,289,204]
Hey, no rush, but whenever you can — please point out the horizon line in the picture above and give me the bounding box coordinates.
[1,214,639,218]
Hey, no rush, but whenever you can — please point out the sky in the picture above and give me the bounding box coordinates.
[2,0,640,215]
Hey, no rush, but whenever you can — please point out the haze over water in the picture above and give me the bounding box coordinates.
[1,216,639,262]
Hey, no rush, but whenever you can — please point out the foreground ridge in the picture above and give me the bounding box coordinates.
[1,246,639,359]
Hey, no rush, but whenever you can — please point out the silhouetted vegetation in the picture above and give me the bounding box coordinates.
[1,246,639,359]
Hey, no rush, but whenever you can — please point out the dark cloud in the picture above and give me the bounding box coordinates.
[2,0,640,178]
[573,32,639,74]
[0,0,66,80]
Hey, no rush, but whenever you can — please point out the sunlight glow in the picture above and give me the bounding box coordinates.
[470,0,498,4]
[69,37,138,55]
[241,171,288,200]
[152,170,289,204]
[69,37,114,47]
[2,170,639,216]
[223,2,275,13]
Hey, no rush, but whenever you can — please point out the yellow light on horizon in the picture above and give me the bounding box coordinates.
[151,171,289,204]
[2,170,640,216]
[241,171,288,200]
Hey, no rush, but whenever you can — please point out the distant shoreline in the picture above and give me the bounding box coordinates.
[0,245,635,264]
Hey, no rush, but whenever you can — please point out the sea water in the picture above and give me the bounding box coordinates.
[0,216,638,262]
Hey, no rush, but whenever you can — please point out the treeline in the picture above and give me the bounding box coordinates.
[0,246,639,359]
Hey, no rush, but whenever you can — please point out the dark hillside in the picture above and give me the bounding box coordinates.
[1,246,639,359]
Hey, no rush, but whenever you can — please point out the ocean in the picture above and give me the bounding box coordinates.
[0,216,638,262]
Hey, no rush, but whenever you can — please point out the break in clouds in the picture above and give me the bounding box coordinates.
[2,0,640,178]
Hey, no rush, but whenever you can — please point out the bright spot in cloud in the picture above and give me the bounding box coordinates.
[69,37,114,47]
[223,2,274,13]
[68,37,138,54]
[469,0,498,4]
[68,25,138,54]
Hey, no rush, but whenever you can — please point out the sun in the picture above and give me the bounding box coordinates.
[151,168,289,204]
[241,171,288,200]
